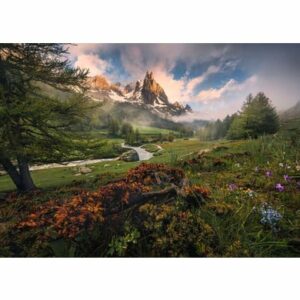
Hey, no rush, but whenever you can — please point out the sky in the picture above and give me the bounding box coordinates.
[68,44,300,120]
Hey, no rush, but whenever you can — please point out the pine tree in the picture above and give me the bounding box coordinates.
[108,118,120,137]
[0,44,89,191]
[134,129,141,143]
[121,122,133,137]
[227,93,279,139]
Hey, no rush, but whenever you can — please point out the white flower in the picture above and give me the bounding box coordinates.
[296,165,300,171]
[248,190,255,198]
[279,163,284,168]
[260,204,282,230]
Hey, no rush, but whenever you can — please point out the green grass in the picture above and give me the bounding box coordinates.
[1,133,299,257]
[0,139,211,192]
[132,124,177,135]
[0,159,141,192]
[141,143,160,153]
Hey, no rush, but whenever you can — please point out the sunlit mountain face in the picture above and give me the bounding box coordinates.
[69,44,300,120]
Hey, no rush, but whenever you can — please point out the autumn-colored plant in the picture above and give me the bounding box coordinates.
[15,163,187,241]
[18,192,104,239]
[182,185,210,207]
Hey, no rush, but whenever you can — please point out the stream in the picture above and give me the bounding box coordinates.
[120,143,153,161]
[28,143,154,171]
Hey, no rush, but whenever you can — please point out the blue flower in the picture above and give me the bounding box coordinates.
[260,204,282,230]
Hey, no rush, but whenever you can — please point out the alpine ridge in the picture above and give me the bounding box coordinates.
[87,71,192,117]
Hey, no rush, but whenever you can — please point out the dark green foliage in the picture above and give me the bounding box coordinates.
[198,93,280,141]
[167,132,175,142]
[0,44,90,191]
[134,129,141,143]
[197,114,236,140]
[107,117,120,137]
[121,122,134,137]
[227,93,279,139]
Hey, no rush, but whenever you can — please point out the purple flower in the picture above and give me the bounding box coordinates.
[228,183,238,191]
[265,171,272,177]
[283,174,290,182]
[275,183,284,192]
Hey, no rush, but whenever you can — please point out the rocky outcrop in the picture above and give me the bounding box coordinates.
[185,104,193,112]
[118,150,139,162]
[78,166,92,174]
[86,71,192,116]
[124,82,135,94]
[110,83,124,96]
[88,75,110,90]
[141,71,169,105]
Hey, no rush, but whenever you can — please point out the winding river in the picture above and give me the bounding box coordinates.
[121,143,153,161]
[28,143,154,171]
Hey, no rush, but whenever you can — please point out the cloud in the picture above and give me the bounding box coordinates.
[150,67,186,103]
[148,64,223,104]
[74,54,109,77]
[68,44,300,119]
[196,76,257,103]
[185,65,221,96]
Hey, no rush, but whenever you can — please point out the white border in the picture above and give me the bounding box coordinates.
[0,258,299,300]
[1,0,300,299]
[1,0,300,42]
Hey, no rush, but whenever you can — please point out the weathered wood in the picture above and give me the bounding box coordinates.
[103,177,189,217]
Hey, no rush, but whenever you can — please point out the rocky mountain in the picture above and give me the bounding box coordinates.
[87,71,192,117]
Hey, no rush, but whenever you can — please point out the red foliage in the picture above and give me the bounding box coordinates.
[16,163,185,239]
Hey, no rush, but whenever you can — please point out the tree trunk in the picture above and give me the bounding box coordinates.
[0,157,36,192]
[0,157,23,190]
[17,157,36,192]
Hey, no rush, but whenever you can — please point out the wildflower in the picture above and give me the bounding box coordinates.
[247,189,255,198]
[296,165,300,171]
[287,165,291,169]
[265,171,272,177]
[260,204,282,230]
[254,166,259,172]
[279,163,284,168]
[283,174,290,182]
[275,183,284,192]
[228,183,238,191]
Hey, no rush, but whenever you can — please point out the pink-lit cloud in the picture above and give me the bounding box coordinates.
[68,44,300,120]
[74,53,109,77]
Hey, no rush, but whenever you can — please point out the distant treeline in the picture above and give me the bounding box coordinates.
[197,92,279,140]
[105,116,187,146]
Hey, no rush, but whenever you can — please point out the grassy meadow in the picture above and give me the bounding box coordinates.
[0,121,299,257]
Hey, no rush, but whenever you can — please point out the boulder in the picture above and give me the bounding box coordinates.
[78,166,92,174]
[119,150,139,162]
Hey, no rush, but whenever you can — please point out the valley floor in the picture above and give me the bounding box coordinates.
[0,136,299,257]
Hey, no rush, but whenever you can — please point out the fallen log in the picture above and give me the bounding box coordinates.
[103,178,189,217]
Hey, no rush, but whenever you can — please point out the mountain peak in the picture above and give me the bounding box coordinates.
[142,71,169,105]
[88,75,110,90]
[87,71,192,116]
